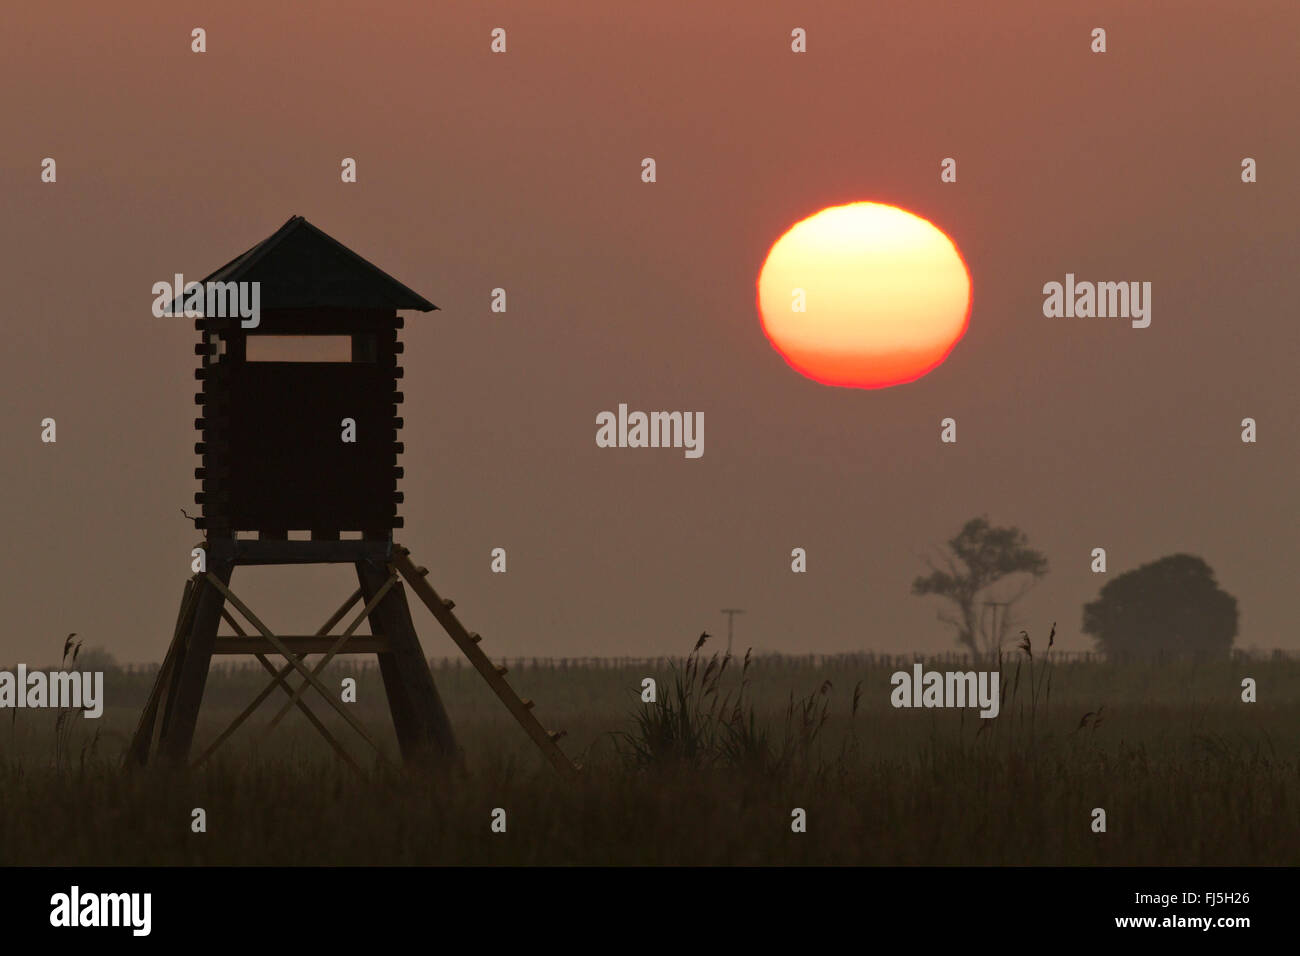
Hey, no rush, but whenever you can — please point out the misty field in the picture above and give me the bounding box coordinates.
[1,647,1297,866]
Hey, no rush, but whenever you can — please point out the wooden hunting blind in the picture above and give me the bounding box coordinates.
[192,215,420,539]
[129,216,575,777]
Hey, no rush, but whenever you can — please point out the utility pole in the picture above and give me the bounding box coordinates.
[982,600,1011,660]
[720,609,745,657]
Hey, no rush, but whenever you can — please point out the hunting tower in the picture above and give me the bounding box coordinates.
[128,216,575,777]
[193,215,416,540]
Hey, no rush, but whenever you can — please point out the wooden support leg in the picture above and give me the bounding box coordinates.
[157,577,204,746]
[157,560,233,766]
[392,548,578,779]
[356,560,458,767]
[126,578,197,767]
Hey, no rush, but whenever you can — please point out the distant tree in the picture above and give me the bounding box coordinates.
[1082,554,1238,660]
[72,645,120,673]
[912,516,1049,657]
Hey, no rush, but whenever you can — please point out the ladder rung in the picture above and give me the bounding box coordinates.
[394,547,580,780]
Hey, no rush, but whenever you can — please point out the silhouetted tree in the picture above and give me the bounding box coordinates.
[1082,553,1238,660]
[912,516,1049,657]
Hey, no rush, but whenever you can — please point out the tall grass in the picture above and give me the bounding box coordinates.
[1,633,1297,865]
[615,636,841,780]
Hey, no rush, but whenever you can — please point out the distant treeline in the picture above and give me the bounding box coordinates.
[91,646,1297,677]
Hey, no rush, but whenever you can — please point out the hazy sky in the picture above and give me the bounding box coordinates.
[2,0,1296,665]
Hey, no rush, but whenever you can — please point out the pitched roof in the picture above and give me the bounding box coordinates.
[171,215,437,312]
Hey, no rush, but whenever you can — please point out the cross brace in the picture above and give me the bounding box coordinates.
[126,543,579,779]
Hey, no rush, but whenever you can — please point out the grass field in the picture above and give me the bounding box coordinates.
[2,644,1296,865]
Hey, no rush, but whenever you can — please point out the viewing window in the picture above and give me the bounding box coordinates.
[246,336,355,363]
[205,333,226,362]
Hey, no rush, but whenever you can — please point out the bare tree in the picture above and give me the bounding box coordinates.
[911,516,1049,658]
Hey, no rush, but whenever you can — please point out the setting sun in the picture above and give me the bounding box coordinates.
[756,202,972,388]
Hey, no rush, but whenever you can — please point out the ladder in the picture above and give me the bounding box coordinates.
[392,546,579,779]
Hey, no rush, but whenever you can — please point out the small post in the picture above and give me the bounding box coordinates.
[721,608,745,658]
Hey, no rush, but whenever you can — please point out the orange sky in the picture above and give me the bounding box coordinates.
[0,0,1296,664]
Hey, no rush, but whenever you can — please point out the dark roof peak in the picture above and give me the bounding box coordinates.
[189,216,437,313]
